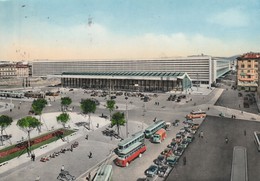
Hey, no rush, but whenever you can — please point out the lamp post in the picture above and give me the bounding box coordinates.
[125,96,129,138]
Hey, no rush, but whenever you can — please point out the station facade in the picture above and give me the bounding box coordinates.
[32,56,231,92]
[52,71,192,92]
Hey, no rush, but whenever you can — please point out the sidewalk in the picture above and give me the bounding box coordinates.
[0,112,110,176]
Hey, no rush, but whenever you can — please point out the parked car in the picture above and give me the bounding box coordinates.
[154,154,166,165]
[180,139,189,148]
[175,133,182,143]
[167,141,177,149]
[158,165,169,177]
[145,165,159,177]
[166,156,179,167]
[161,148,173,157]
[186,133,195,143]
[174,146,185,156]
[111,96,117,99]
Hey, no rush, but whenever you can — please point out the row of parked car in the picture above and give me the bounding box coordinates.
[167,94,186,102]
[145,119,199,178]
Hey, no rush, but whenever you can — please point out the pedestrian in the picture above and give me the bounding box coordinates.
[31,153,35,161]
[35,175,40,181]
[89,151,92,158]
[183,156,186,165]
[85,134,88,140]
[200,131,204,138]
[225,136,229,144]
[61,165,65,172]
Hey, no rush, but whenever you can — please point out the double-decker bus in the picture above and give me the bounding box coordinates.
[186,110,206,119]
[144,120,166,138]
[115,142,146,167]
[115,131,145,154]
[93,164,113,181]
[253,131,260,151]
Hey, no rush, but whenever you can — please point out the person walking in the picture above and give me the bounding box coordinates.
[89,151,92,158]
[183,156,186,165]
[31,153,35,161]
[200,131,204,138]
[225,136,229,144]
[61,165,65,172]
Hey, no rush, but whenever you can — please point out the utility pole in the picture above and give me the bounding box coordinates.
[125,96,129,138]
[197,73,199,91]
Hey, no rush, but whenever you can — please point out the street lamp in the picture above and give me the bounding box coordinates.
[125,96,129,138]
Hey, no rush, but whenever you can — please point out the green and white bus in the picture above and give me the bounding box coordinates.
[93,164,113,181]
[144,120,166,138]
[116,131,145,154]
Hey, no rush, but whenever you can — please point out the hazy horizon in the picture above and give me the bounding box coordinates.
[0,0,259,61]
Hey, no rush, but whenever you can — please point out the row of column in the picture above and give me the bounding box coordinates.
[61,78,184,92]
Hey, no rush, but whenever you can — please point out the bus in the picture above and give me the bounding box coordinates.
[115,142,146,167]
[231,146,248,181]
[253,131,260,151]
[144,120,166,138]
[186,110,206,119]
[152,128,166,143]
[0,90,24,98]
[93,164,113,181]
[115,131,145,154]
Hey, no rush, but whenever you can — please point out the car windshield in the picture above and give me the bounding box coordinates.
[149,166,157,171]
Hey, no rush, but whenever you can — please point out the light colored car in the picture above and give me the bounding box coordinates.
[145,165,159,177]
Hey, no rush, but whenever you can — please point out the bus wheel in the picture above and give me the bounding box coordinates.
[139,153,142,158]
[126,162,129,167]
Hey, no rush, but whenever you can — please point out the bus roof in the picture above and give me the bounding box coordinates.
[93,165,113,181]
[119,142,143,155]
[191,110,206,114]
[145,120,165,131]
[118,131,144,147]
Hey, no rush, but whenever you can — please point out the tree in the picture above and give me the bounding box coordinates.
[31,98,47,131]
[106,99,116,121]
[31,98,47,115]
[0,115,13,146]
[17,116,42,155]
[56,112,70,128]
[111,112,126,136]
[80,99,96,130]
[61,97,72,112]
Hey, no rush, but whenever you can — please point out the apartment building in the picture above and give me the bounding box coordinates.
[0,62,16,78]
[237,52,260,91]
[16,62,29,77]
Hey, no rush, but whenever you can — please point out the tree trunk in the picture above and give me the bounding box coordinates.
[1,129,3,146]
[27,131,31,156]
[117,124,120,136]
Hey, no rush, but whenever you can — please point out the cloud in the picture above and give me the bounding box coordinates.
[208,7,249,27]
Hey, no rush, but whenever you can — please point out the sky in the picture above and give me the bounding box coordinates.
[0,0,260,61]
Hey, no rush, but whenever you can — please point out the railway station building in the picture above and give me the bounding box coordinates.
[32,55,231,92]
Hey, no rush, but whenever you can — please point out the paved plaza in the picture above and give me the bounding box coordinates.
[0,83,260,181]
[166,116,260,181]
